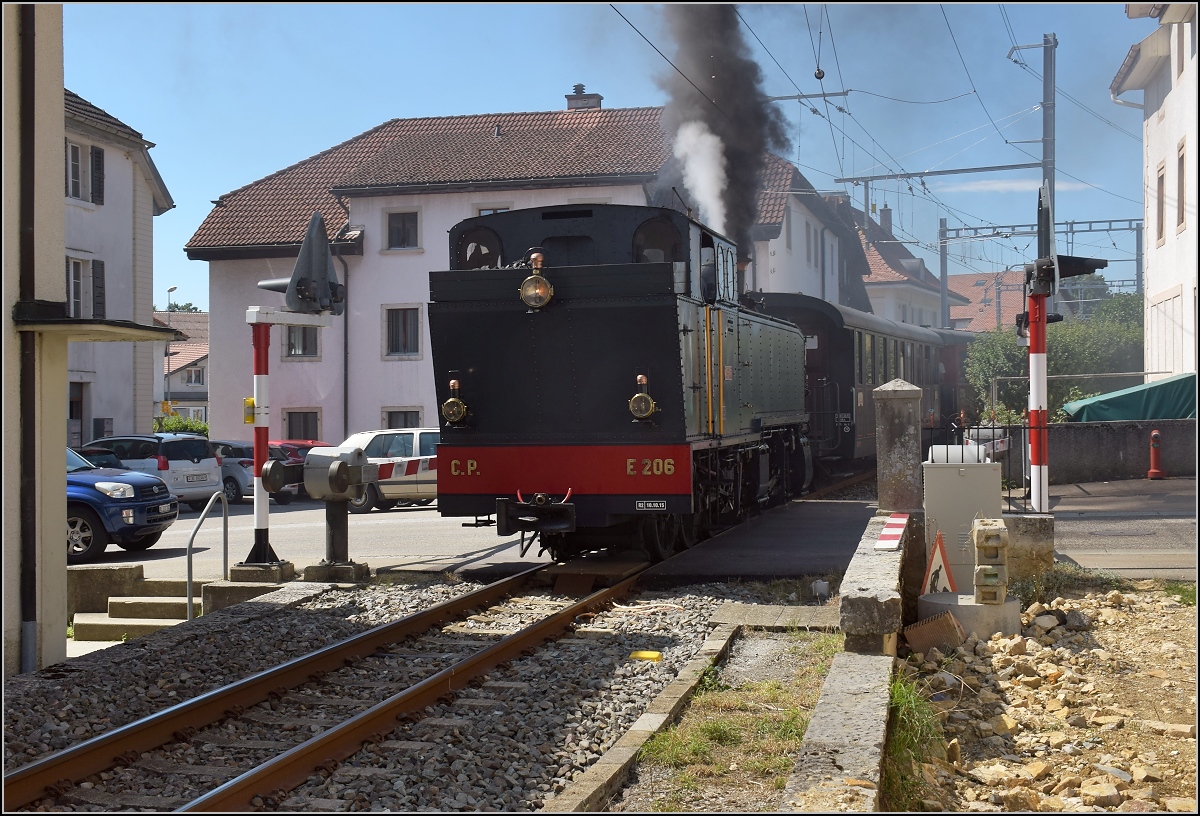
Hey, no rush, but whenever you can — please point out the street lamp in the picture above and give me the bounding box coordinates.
[166,286,177,414]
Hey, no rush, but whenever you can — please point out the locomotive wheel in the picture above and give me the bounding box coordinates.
[639,516,672,563]
[678,513,701,549]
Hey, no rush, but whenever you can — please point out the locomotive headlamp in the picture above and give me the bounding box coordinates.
[519,273,553,309]
[629,374,656,420]
[442,378,468,424]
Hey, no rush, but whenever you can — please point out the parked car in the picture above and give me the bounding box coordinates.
[66,447,178,565]
[339,428,439,514]
[269,439,333,499]
[72,446,126,469]
[210,440,299,504]
[83,433,223,511]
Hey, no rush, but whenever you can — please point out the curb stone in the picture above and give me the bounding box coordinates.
[550,601,840,811]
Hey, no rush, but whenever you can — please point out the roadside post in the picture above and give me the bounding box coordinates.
[243,211,344,569]
[1020,187,1106,513]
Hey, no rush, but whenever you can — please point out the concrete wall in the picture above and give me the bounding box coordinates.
[1048,418,1196,483]
[3,3,69,675]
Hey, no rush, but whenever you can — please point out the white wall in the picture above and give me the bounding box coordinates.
[65,129,159,436]
[866,284,942,326]
[751,196,839,302]
[1143,15,1197,380]
[207,184,647,443]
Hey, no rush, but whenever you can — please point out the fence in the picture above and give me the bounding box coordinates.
[922,417,1196,513]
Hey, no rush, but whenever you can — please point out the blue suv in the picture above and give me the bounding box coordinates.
[66,447,179,565]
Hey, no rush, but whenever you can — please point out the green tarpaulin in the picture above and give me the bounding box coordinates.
[1062,372,1197,422]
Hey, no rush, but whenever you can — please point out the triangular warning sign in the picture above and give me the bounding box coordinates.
[923,530,957,594]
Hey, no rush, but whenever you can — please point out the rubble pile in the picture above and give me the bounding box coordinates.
[900,587,1197,812]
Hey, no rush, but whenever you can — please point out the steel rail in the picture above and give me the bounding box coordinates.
[4,565,545,810]
[179,571,645,811]
[801,467,877,500]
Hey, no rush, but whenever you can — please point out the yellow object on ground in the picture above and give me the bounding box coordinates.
[629,650,662,662]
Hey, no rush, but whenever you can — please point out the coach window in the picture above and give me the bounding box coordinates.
[854,330,862,384]
[864,334,875,384]
[633,217,682,264]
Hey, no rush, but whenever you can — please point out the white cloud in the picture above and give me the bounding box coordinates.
[931,179,1093,194]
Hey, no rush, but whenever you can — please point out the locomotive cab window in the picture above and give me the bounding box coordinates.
[632,217,682,264]
[456,226,503,269]
[540,235,596,266]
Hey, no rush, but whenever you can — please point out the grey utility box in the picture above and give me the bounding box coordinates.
[922,462,1002,593]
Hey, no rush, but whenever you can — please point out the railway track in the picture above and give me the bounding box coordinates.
[6,564,651,812]
[801,466,877,500]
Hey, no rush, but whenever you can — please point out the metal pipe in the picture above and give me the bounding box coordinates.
[186,490,229,621]
[19,3,39,674]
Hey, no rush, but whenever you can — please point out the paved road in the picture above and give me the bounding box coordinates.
[96,477,1196,585]
[1048,476,1196,581]
[102,498,550,582]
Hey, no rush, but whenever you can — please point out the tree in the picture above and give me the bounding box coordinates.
[168,302,201,312]
[963,293,1144,421]
[1057,273,1110,320]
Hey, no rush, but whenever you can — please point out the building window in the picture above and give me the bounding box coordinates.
[185,367,204,386]
[386,409,421,428]
[805,221,811,265]
[477,207,509,216]
[385,307,420,356]
[1179,21,1186,78]
[387,211,419,249]
[66,257,85,317]
[1178,141,1187,231]
[784,208,792,250]
[285,410,319,440]
[1157,163,1167,244]
[66,141,85,199]
[287,325,318,357]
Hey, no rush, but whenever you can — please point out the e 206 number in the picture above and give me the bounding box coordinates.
[626,458,675,476]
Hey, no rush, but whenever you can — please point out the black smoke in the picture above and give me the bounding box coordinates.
[651,5,790,257]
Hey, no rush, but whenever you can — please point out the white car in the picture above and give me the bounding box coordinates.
[341,428,439,513]
[84,433,223,511]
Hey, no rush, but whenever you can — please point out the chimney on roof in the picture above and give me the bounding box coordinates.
[566,84,603,110]
[879,205,892,236]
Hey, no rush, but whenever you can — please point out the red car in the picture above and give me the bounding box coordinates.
[269,439,333,498]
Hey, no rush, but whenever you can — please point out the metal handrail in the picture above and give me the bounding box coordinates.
[185,491,229,621]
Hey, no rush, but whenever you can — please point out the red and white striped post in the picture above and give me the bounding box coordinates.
[246,320,280,563]
[1027,291,1049,513]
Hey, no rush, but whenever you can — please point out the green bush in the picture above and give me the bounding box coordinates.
[881,673,944,810]
[153,415,209,436]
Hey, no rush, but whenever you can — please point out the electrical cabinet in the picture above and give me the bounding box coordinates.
[922,463,1003,593]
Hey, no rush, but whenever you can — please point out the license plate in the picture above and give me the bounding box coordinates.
[186,474,207,482]
[159,503,173,513]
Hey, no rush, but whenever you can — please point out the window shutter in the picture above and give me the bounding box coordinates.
[64,139,69,196]
[65,256,70,305]
[91,259,106,319]
[90,145,104,205]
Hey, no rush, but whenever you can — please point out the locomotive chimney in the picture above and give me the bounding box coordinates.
[566,83,603,110]
[879,205,893,236]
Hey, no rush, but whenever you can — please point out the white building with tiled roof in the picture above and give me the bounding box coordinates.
[65,89,174,443]
[1111,3,1197,381]
[188,90,862,442]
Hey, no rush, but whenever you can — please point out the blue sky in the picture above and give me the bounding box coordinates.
[64,3,1158,312]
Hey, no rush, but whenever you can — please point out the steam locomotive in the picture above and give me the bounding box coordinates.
[428,204,812,562]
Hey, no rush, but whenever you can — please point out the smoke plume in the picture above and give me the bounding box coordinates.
[652,5,790,257]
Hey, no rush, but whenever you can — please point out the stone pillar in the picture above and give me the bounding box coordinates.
[873,379,923,513]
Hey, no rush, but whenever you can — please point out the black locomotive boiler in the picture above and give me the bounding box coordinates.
[428,204,812,562]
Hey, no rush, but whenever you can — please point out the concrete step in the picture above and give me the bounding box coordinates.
[108,596,201,619]
[72,612,186,642]
[136,579,209,598]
